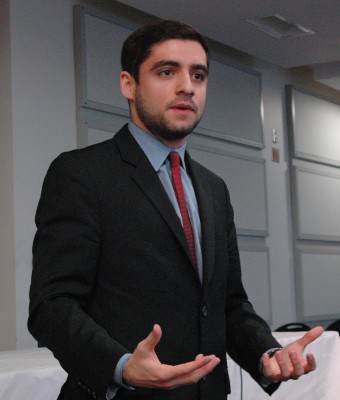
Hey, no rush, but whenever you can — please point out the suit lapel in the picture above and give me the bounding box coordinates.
[185,153,216,290]
[113,126,194,266]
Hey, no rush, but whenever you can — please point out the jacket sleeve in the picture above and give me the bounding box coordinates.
[28,152,128,399]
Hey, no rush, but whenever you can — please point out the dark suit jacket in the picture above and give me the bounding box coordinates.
[28,125,281,400]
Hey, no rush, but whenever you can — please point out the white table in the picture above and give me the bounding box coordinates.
[0,347,67,400]
[0,331,339,400]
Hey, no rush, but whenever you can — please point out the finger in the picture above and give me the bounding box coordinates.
[142,324,162,352]
[181,356,220,384]
[262,353,274,380]
[161,356,221,389]
[275,350,291,380]
[297,326,324,348]
[168,355,219,378]
[180,355,220,379]
[305,352,317,371]
[170,355,220,383]
[289,351,304,378]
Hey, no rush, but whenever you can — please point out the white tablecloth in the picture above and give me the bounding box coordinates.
[0,331,339,400]
[0,348,67,400]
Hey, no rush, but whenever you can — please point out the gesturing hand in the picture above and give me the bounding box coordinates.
[123,324,220,389]
[262,326,324,383]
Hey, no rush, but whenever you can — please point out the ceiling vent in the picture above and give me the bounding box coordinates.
[246,14,315,39]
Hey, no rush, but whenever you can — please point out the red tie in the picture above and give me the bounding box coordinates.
[169,151,197,269]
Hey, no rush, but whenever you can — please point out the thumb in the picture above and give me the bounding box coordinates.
[142,324,162,352]
[298,326,324,348]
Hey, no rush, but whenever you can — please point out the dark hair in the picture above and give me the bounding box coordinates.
[121,20,209,82]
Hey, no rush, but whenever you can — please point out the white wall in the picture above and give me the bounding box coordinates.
[0,0,16,350]
[9,0,78,348]
[1,0,339,349]
[260,64,297,326]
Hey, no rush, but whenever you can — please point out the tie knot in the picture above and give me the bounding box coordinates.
[169,151,180,168]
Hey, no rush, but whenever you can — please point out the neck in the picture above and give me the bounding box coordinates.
[131,120,187,149]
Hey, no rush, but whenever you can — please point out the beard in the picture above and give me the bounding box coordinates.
[134,92,202,143]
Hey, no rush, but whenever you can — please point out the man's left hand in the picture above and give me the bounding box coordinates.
[262,326,324,383]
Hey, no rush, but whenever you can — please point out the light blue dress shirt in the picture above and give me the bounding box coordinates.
[128,122,203,281]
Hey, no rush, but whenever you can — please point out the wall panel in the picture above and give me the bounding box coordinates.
[189,145,268,236]
[287,85,340,322]
[296,246,340,321]
[239,247,272,323]
[287,86,340,167]
[293,164,340,241]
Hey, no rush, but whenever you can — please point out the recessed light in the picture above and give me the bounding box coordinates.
[246,14,315,39]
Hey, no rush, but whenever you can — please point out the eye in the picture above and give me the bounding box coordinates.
[159,69,174,77]
[193,72,207,82]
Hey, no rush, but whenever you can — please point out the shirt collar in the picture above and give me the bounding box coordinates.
[128,122,187,171]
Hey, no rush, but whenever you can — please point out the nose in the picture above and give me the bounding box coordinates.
[176,72,194,96]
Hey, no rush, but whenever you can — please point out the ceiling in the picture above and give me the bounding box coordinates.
[117,0,340,91]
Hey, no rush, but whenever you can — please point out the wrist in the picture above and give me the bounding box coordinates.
[267,347,282,358]
[114,353,135,390]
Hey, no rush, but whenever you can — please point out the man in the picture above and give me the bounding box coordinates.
[28,20,323,400]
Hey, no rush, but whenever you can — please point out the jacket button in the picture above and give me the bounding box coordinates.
[202,305,208,317]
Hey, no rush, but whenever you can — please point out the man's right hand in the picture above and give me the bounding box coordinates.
[123,324,220,390]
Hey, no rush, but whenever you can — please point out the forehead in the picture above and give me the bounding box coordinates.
[144,39,208,68]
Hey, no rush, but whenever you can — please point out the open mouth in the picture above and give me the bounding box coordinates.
[171,102,196,113]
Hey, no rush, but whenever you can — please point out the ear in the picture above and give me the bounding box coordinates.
[120,71,136,101]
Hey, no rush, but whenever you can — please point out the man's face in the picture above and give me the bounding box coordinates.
[121,39,208,147]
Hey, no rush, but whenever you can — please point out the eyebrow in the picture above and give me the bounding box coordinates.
[150,60,209,76]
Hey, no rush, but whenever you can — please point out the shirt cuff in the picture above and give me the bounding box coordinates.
[114,353,135,390]
[106,354,135,399]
